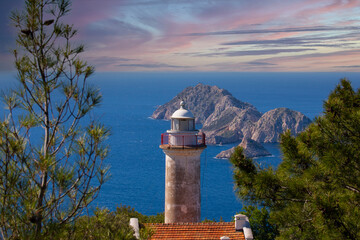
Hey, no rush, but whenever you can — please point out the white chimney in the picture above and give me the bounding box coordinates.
[234,214,246,230]
[129,218,140,239]
[234,214,253,240]
[220,236,230,240]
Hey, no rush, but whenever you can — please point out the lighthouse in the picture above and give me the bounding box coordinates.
[160,101,206,223]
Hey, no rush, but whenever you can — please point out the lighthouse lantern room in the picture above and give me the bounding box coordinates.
[161,101,205,148]
[160,101,206,223]
[170,101,195,131]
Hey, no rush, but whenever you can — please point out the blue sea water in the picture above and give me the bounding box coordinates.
[1,72,360,221]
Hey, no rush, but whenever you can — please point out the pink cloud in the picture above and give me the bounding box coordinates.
[295,0,360,22]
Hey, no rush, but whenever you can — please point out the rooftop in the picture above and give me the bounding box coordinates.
[144,222,245,240]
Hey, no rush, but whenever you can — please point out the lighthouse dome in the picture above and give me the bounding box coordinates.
[171,101,194,119]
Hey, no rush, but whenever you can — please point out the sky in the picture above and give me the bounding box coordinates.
[1,0,360,72]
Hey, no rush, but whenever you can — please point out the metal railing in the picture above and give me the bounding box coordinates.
[161,132,206,148]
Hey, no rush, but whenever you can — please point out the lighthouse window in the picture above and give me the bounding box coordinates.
[179,119,188,131]
[172,119,179,130]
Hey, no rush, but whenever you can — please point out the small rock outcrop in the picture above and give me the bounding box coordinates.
[216,138,271,159]
[251,108,312,143]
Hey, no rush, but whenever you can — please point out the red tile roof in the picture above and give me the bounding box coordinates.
[144,222,245,240]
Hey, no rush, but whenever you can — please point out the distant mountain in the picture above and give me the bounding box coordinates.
[216,138,271,159]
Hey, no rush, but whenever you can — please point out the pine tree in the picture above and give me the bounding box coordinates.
[0,0,109,238]
[231,79,360,239]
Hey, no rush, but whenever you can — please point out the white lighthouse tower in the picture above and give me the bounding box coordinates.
[160,101,206,223]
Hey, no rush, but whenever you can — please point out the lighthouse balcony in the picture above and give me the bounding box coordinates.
[160,132,206,149]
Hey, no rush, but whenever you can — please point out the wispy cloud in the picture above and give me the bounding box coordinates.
[87,56,138,68]
[247,49,360,71]
[245,61,277,66]
[116,63,191,69]
[221,33,359,46]
[185,26,360,37]
[335,65,360,68]
[195,48,316,57]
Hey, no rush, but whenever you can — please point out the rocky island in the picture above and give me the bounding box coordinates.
[152,83,312,158]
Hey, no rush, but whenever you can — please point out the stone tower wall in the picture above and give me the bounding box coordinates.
[163,148,204,223]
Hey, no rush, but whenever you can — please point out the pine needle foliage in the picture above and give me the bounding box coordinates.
[231,79,360,240]
[0,0,110,238]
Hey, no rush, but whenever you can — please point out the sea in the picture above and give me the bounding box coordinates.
[1,72,360,221]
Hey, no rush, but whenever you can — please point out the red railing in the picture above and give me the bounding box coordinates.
[161,132,206,147]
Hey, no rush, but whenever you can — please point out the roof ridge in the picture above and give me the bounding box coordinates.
[145,222,233,225]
